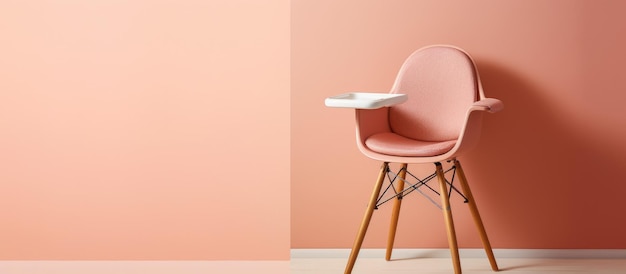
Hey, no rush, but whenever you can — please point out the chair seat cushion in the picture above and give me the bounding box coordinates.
[365,132,457,157]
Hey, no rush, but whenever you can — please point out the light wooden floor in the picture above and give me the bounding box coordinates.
[290,258,626,273]
[0,261,291,274]
[0,259,624,273]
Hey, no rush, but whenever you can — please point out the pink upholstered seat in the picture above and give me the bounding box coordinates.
[365,132,456,157]
[354,45,503,164]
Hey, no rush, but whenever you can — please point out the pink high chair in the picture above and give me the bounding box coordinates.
[325,45,503,274]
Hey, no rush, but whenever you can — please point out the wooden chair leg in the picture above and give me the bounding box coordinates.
[436,162,462,274]
[386,163,408,261]
[454,159,499,271]
[345,162,389,274]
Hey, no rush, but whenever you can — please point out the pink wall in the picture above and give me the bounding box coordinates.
[292,0,626,249]
[0,1,290,259]
[2,0,625,261]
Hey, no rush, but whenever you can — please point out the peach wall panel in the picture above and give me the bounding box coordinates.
[0,1,290,259]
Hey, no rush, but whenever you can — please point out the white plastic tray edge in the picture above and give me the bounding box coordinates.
[324,92,408,109]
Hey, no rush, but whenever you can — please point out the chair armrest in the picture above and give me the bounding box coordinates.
[471,98,504,113]
[355,107,391,150]
[452,98,503,157]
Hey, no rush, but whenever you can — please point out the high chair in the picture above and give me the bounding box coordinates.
[325,45,503,274]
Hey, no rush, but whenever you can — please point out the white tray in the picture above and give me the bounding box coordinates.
[325,92,407,109]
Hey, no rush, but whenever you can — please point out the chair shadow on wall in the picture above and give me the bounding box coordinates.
[459,59,626,270]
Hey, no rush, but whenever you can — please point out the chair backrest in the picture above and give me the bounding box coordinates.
[389,45,479,142]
